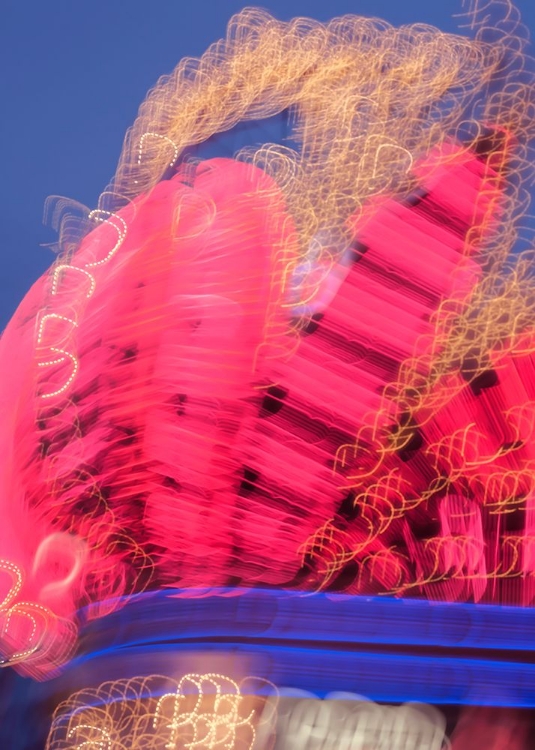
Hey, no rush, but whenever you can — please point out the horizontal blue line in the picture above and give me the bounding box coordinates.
[78,587,535,652]
[65,640,535,707]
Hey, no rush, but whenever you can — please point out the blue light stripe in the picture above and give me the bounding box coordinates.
[78,587,535,652]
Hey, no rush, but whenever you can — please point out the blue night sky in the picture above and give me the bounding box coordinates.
[1,0,534,330]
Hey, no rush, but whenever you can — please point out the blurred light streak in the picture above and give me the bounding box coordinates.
[63,642,535,707]
[76,588,535,653]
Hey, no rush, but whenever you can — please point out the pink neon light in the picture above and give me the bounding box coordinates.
[0,138,521,674]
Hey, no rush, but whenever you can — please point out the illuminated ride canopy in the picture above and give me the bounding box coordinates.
[0,0,533,687]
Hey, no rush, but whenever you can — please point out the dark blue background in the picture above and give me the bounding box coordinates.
[1,0,534,330]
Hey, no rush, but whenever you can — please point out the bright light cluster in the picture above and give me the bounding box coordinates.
[36,208,129,400]
[0,557,77,679]
[154,673,256,749]
[45,673,270,749]
[45,675,449,750]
